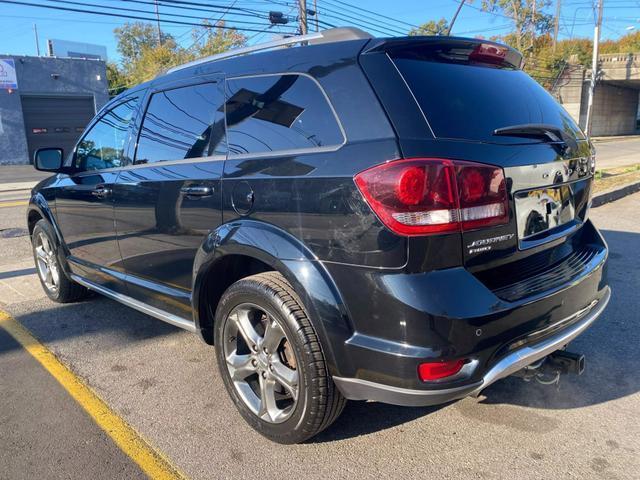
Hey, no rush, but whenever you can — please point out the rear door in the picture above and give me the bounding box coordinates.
[113,75,226,318]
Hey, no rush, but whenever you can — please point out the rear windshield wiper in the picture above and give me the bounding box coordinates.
[493,123,578,154]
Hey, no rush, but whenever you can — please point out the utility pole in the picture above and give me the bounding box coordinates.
[553,0,561,52]
[585,0,604,137]
[530,0,537,52]
[33,23,40,56]
[154,0,162,46]
[314,0,319,32]
[447,0,466,35]
[299,0,308,35]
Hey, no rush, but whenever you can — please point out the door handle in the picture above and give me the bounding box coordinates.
[180,185,214,197]
[91,186,112,199]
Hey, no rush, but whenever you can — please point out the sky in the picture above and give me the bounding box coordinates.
[0,0,638,63]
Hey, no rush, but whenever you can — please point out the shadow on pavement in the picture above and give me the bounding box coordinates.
[0,267,36,280]
[2,295,183,354]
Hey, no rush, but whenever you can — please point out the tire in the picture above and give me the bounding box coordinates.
[31,219,89,303]
[214,271,346,444]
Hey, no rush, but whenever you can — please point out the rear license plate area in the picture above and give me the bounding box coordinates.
[514,179,591,249]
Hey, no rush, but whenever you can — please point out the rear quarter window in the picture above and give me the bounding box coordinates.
[225,74,344,156]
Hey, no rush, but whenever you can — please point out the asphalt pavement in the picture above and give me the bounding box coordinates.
[593,136,640,170]
[0,327,146,480]
[0,182,639,478]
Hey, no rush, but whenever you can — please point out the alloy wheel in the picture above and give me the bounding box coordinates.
[222,303,299,424]
[34,231,60,293]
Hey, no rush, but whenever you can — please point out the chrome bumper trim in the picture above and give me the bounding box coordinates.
[333,287,611,406]
[469,286,610,396]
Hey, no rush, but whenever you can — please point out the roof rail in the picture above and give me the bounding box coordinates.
[166,27,372,74]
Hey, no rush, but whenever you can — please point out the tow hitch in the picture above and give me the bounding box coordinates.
[514,350,586,386]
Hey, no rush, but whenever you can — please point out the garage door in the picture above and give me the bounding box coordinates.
[21,96,96,163]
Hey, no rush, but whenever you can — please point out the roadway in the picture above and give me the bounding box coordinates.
[0,183,639,479]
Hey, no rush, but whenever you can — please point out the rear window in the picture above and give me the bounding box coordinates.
[390,51,585,143]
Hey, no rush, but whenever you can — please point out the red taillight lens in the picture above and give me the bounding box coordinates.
[354,158,508,236]
[418,359,466,382]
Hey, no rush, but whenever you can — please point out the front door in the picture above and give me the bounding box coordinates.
[114,77,226,318]
[54,97,139,291]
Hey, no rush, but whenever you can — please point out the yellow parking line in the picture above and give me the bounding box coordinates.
[0,201,28,208]
[0,310,187,480]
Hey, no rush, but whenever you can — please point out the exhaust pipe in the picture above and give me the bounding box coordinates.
[547,350,586,376]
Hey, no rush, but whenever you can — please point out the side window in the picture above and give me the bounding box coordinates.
[75,98,138,171]
[135,82,226,164]
[225,74,344,156]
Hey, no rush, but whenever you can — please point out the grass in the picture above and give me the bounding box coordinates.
[593,163,640,193]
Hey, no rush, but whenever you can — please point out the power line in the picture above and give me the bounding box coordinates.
[313,4,406,35]
[150,0,270,16]
[260,0,403,36]
[185,0,239,50]
[317,0,409,33]
[319,0,418,28]
[113,0,271,19]
[0,0,278,32]
[40,0,287,28]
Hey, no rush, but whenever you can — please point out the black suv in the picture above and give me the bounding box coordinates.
[28,29,610,443]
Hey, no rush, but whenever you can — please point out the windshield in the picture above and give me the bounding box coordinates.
[390,51,586,144]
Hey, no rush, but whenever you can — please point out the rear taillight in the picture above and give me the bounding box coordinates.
[354,158,508,236]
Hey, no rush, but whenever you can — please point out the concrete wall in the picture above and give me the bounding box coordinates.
[580,83,640,136]
[556,57,640,137]
[555,66,585,125]
[0,55,108,165]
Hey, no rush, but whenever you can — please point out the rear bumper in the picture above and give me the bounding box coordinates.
[334,287,610,406]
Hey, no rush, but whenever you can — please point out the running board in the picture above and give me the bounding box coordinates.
[70,274,197,333]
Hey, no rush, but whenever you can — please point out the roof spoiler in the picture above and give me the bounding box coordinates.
[362,36,523,70]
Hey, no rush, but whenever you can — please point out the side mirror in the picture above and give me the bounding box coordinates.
[34,148,64,172]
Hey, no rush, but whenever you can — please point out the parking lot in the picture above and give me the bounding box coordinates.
[1,185,639,479]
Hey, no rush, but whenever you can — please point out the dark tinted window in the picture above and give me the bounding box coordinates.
[225,75,343,155]
[135,82,225,164]
[75,98,137,171]
[391,53,585,143]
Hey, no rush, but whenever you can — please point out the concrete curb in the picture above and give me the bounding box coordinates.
[592,180,640,208]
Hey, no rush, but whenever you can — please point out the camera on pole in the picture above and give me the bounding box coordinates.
[269,11,289,25]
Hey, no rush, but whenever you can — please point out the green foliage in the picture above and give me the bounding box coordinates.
[409,18,449,36]
[114,22,174,66]
[106,61,128,96]
[602,31,640,54]
[106,21,247,97]
[481,0,553,51]
[189,21,247,57]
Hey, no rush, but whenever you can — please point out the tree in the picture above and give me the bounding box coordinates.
[481,0,553,51]
[114,22,175,67]
[106,61,128,96]
[189,21,247,58]
[409,18,450,36]
[126,44,189,85]
[601,31,640,54]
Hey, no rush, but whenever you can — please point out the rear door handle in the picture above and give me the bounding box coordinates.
[91,186,112,199]
[180,185,214,197]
